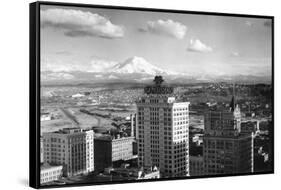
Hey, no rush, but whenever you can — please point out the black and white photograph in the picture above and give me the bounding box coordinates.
[35,2,273,188]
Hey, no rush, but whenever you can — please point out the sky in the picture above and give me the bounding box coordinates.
[40,5,272,78]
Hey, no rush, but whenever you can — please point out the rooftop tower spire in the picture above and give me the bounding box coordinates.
[144,76,173,95]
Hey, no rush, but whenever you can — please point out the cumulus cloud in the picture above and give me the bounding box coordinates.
[89,59,118,72]
[187,39,213,53]
[41,72,75,81]
[41,56,90,72]
[41,56,118,73]
[141,19,187,39]
[41,8,124,38]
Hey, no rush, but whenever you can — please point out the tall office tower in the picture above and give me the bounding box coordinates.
[203,97,254,175]
[136,76,190,178]
[42,128,94,177]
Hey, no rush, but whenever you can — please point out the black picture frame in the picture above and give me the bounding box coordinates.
[30,1,274,189]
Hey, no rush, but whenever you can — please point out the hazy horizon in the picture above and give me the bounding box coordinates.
[40,5,272,83]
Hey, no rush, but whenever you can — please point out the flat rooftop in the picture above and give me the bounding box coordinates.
[41,163,62,170]
[94,134,134,141]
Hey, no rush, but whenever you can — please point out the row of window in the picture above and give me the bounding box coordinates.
[174,121,189,126]
[174,116,188,121]
[173,112,188,117]
[41,170,61,177]
[41,175,60,183]
[173,108,188,112]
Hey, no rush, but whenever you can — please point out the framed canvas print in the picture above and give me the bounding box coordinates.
[29,1,274,189]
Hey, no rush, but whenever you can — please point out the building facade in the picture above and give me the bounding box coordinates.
[112,136,135,162]
[136,76,190,178]
[137,168,160,180]
[94,135,135,172]
[189,156,204,176]
[40,137,44,164]
[241,121,260,135]
[40,164,63,184]
[203,103,254,175]
[130,113,137,137]
[42,128,94,177]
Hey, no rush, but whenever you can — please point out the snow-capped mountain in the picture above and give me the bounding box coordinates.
[89,56,175,76]
[41,56,179,83]
[111,56,167,75]
[41,56,271,84]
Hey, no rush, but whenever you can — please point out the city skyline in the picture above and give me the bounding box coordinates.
[37,4,273,187]
[41,5,272,83]
[39,75,273,186]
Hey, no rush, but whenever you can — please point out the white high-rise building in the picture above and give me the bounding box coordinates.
[136,76,190,177]
[42,128,94,177]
